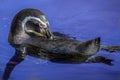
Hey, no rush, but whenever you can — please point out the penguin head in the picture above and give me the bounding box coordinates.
[8,9,54,45]
[22,16,53,39]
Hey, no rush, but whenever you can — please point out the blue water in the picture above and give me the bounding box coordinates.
[0,0,120,80]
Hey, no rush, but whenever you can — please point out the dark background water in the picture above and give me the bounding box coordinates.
[0,0,120,80]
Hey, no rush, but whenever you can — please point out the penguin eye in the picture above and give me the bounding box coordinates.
[39,23,47,29]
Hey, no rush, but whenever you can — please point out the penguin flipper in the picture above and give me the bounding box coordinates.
[85,56,113,66]
[2,47,27,80]
[100,45,120,53]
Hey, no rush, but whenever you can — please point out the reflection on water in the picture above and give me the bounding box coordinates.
[0,0,120,80]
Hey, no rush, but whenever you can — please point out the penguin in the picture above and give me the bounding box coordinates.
[3,8,116,80]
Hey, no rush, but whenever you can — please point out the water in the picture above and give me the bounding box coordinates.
[0,0,120,80]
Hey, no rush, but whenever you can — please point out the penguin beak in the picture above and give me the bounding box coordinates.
[39,23,53,39]
[40,28,53,39]
[45,29,53,39]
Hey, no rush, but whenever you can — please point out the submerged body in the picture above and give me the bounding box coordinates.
[2,8,120,80]
[13,36,100,63]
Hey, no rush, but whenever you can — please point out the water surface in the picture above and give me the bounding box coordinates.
[0,0,120,80]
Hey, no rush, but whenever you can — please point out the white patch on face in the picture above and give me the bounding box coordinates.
[41,15,49,25]
[21,16,53,39]
[22,16,47,32]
